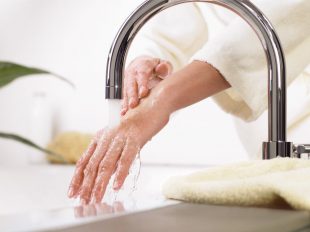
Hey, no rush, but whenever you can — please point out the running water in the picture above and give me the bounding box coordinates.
[128,154,141,194]
[104,99,142,208]
[107,99,122,127]
[102,153,142,209]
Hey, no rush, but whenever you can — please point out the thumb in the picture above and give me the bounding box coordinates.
[154,61,173,79]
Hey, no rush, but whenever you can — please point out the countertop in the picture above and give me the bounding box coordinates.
[47,203,310,232]
[0,163,199,231]
[1,164,310,232]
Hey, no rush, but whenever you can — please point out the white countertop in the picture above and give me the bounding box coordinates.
[0,163,203,231]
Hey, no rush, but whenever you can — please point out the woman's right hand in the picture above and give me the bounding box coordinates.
[121,55,173,116]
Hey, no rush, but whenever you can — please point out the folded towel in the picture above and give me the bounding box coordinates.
[162,158,310,210]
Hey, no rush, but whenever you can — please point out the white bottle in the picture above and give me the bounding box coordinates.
[27,91,52,164]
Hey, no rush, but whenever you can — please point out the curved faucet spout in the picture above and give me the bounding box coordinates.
[105,0,292,159]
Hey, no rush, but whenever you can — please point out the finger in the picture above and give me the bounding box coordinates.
[113,140,140,190]
[126,78,139,109]
[121,91,129,116]
[155,61,173,79]
[122,70,133,112]
[147,76,162,89]
[136,74,149,98]
[68,128,105,198]
[92,137,125,203]
[74,205,84,218]
[135,58,159,98]
[94,129,105,140]
[79,131,112,204]
[68,139,97,198]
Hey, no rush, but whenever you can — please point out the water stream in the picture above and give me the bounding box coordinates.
[104,99,142,208]
[107,99,122,127]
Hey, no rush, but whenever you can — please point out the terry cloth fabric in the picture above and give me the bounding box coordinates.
[128,0,310,122]
[162,158,310,210]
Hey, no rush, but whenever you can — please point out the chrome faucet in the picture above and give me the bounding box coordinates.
[105,0,309,159]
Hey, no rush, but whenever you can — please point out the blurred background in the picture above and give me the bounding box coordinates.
[0,0,247,166]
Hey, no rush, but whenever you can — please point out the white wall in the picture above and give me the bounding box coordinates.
[0,0,247,166]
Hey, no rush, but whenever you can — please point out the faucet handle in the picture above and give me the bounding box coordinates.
[293,144,310,159]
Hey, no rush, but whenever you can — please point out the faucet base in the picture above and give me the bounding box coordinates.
[293,144,310,159]
[262,141,293,159]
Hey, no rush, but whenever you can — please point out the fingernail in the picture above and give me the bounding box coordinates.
[68,188,74,198]
[139,86,147,97]
[158,71,167,79]
[113,181,120,190]
[120,108,127,116]
[129,98,135,108]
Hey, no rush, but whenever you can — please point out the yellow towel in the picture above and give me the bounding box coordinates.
[162,158,310,210]
[46,131,93,164]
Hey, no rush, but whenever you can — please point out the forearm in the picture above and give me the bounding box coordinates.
[153,60,230,114]
[120,60,230,145]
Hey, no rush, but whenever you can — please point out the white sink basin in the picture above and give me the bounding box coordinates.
[0,163,200,231]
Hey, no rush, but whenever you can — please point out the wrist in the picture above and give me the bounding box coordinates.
[149,84,176,116]
[119,89,171,145]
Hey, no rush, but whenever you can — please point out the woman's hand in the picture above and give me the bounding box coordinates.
[121,55,173,116]
[67,60,229,205]
[67,89,170,204]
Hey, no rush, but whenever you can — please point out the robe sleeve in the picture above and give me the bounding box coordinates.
[191,0,310,121]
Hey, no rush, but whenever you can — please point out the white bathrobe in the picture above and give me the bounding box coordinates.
[127,0,310,159]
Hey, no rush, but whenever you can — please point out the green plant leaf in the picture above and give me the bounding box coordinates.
[0,132,67,163]
[0,61,74,88]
